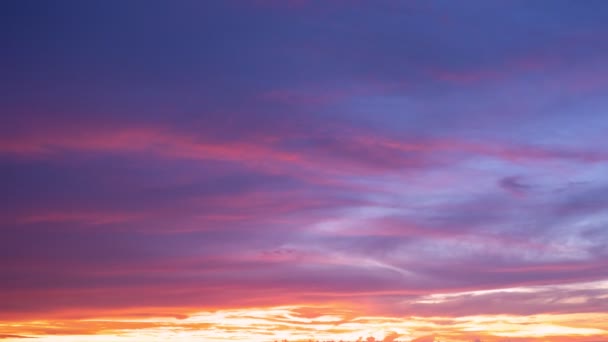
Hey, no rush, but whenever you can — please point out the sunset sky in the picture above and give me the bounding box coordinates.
[2,1,608,341]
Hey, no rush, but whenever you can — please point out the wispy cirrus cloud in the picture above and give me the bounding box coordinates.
[3,1,608,341]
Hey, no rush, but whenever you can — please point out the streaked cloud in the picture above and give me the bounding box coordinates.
[2,0,608,341]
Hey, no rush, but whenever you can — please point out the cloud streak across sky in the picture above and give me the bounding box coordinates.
[1,1,608,341]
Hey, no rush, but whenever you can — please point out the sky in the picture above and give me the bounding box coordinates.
[1,1,608,341]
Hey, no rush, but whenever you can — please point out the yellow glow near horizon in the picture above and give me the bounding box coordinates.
[1,306,608,342]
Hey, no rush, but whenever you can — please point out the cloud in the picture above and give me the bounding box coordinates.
[383,331,401,342]
[499,175,532,197]
[0,336,32,340]
[3,1,608,340]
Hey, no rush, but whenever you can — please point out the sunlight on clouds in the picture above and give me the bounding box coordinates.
[413,286,539,304]
[413,279,608,305]
[2,306,607,342]
[455,315,606,337]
